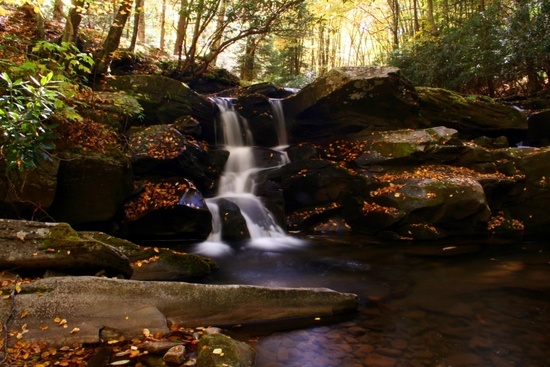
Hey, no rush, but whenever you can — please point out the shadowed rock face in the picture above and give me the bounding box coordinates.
[284,67,420,140]
[1,276,359,346]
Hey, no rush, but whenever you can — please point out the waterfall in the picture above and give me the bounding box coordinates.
[195,97,302,255]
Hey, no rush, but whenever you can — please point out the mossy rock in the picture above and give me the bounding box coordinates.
[197,334,255,367]
[412,87,527,144]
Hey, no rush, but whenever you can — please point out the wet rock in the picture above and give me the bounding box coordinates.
[524,109,550,147]
[48,149,133,225]
[236,93,279,147]
[139,341,185,354]
[127,125,227,192]
[216,198,251,243]
[239,82,294,99]
[442,352,486,367]
[285,66,419,140]
[0,219,132,278]
[279,159,369,212]
[122,177,212,240]
[163,344,186,364]
[103,75,218,143]
[490,147,550,235]
[197,334,255,367]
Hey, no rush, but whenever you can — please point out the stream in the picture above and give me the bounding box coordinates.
[179,235,549,367]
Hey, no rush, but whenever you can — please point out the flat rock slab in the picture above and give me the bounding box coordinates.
[2,276,358,346]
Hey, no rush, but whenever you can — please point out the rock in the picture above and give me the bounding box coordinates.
[524,109,550,147]
[285,66,419,140]
[78,91,142,132]
[239,82,295,98]
[120,245,217,281]
[197,334,255,367]
[411,87,527,144]
[2,276,359,346]
[48,149,133,225]
[122,177,212,240]
[163,344,186,364]
[127,124,227,193]
[0,219,132,278]
[214,198,251,243]
[279,159,369,212]
[103,75,218,143]
[0,157,59,219]
[317,126,465,166]
[490,147,550,235]
[236,93,279,147]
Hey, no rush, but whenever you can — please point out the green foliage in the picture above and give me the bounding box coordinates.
[0,70,61,170]
[31,41,94,83]
[388,0,549,95]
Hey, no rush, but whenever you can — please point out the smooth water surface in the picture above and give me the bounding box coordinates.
[184,235,549,367]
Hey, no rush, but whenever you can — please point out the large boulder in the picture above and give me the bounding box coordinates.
[48,150,134,225]
[103,75,218,143]
[490,147,550,235]
[410,87,527,144]
[0,158,59,219]
[127,124,228,193]
[0,219,132,278]
[1,276,359,346]
[284,66,419,140]
[524,109,550,147]
[279,159,370,212]
[317,126,465,166]
[235,93,279,147]
[122,177,212,240]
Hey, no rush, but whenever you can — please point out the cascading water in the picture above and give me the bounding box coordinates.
[195,98,301,255]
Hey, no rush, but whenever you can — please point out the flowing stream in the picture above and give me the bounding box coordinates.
[183,235,550,367]
[188,98,549,366]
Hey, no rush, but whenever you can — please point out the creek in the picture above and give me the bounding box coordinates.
[179,235,549,367]
[183,97,549,367]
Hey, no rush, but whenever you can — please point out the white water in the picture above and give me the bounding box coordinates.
[196,98,302,256]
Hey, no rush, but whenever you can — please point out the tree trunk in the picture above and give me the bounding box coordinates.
[62,0,85,43]
[174,0,189,57]
[53,0,64,22]
[210,0,226,66]
[240,36,257,81]
[426,0,437,35]
[129,0,145,51]
[160,0,166,51]
[94,0,134,76]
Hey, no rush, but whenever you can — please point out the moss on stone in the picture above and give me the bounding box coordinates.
[197,334,255,367]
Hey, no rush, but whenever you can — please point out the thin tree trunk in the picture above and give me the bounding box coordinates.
[62,0,85,43]
[240,36,257,80]
[210,0,226,66]
[95,0,134,76]
[160,0,166,51]
[129,0,144,51]
[53,0,64,22]
[426,0,437,35]
[174,0,189,56]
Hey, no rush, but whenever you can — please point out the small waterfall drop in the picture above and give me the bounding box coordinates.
[196,97,302,255]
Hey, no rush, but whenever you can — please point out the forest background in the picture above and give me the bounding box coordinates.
[1,0,548,96]
[0,0,548,171]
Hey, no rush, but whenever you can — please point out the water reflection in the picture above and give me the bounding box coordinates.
[183,235,549,367]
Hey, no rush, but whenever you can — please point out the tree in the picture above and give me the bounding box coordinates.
[94,0,134,75]
[172,0,307,79]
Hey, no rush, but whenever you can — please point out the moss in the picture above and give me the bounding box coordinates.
[197,334,255,367]
[38,223,82,251]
